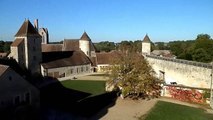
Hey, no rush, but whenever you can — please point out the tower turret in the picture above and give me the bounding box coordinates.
[10,19,42,74]
[142,34,151,55]
[79,32,91,57]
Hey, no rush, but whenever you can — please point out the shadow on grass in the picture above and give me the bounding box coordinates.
[40,77,118,119]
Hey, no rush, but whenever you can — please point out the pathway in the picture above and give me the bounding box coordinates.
[90,97,213,120]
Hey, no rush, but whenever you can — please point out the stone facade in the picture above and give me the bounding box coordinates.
[0,65,39,110]
[146,55,212,88]
[9,20,42,74]
[41,64,91,78]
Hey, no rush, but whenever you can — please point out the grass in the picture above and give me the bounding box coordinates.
[61,80,106,96]
[140,101,213,120]
[88,73,109,76]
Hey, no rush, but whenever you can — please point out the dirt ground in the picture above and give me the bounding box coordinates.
[60,74,213,120]
[90,97,213,120]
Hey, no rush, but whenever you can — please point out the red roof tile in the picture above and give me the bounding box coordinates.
[0,64,9,76]
[143,34,151,43]
[11,38,24,47]
[80,32,91,41]
[42,44,63,52]
[15,20,40,37]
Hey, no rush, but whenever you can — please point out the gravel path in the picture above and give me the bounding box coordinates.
[90,97,213,120]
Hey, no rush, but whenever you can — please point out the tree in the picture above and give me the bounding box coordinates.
[94,41,115,52]
[192,48,211,62]
[107,51,161,99]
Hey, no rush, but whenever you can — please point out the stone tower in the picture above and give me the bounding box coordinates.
[10,19,42,74]
[142,34,151,55]
[33,19,49,44]
[79,32,91,57]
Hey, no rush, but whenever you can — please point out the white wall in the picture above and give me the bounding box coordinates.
[79,40,90,57]
[41,64,91,78]
[146,56,212,88]
[142,42,151,55]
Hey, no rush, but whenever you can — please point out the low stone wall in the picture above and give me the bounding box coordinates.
[146,55,212,88]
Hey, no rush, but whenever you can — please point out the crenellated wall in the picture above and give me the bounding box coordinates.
[146,55,212,88]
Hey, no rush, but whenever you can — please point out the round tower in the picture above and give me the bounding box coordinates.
[79,32,91,57]
[142,34,151,55]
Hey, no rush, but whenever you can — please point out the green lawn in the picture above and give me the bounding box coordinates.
[88,74,109,76]
[140,101,213,120]
[61,80,106,96]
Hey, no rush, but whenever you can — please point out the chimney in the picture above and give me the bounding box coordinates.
[34,19,39,31]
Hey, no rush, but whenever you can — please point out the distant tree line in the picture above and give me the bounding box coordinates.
[153,34,213,63]
[0,40,11,52]
[94,40,142,53]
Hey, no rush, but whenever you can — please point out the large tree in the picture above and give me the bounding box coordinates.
[107,52,161,99]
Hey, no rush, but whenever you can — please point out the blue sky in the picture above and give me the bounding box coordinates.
[0,0,213,42]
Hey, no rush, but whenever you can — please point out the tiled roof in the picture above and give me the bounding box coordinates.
[41,51,91,69]
[89,57,97,66]
[80,32,91,41]
[0,64,9,76]
[0,52,9,58]
[143,34,151,43]
[90,41,96,51]
[96,51,122,64]
[42,44,63,52]
[63,39,80,51]
[11,38,24,47]
[0,59,26,76]
[15,19,40,37]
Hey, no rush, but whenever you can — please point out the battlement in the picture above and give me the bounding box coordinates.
[146,55,212,69]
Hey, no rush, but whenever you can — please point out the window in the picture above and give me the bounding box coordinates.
[14,95,20,105]
[71,69,73,74]
[59,73,65,78]
[33,39,36,43]
[87,51,89,55]
[9,76,12,81]
[81,67,83,72]
[33,46,36,51]
[33,56,36,60]
[25,92,30,104]
[86,66,89,71]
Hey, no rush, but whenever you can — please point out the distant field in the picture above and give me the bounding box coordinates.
[61,80,106,96]
[140,101,213,120]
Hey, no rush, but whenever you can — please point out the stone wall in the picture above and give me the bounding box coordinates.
[146,55,212,88]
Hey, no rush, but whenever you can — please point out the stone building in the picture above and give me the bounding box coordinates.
[0,64,39,111]
[9,19,42,74]
[142,34,151,55]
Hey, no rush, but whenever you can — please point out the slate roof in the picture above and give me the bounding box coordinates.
[0,64,9,76]
[11,38,24,47]
[41,51,91,69]
[15,19,40,37]
[143,34,151,43]
[42,44,63,52]
[80,32,91,41]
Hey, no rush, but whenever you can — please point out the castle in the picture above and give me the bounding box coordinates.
[8,19,212,88]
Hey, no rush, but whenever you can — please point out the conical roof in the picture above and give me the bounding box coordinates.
[80,32,91,41]
[15,19,40,37]
[143,34,151,43]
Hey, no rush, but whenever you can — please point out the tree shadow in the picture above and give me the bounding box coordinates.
[40,77,118,119]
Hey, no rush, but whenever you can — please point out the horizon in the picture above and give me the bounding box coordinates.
[0,0,213,43]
